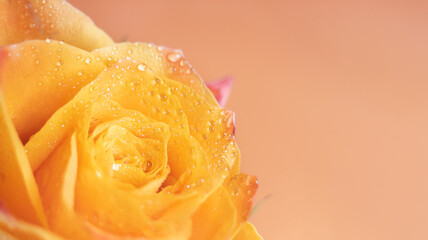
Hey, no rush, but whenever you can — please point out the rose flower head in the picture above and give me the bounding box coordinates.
[0,0,262,239]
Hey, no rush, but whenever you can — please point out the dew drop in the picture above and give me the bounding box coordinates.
[85,57,91,64]
[112,163,121,171]
[167,52,181,62]
[145,161,152,172]
[137,64,146,71]
[159,93,167,101]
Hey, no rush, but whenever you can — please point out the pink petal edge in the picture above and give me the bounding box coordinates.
[206,76,234,107]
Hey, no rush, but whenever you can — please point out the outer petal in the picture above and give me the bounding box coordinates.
[224,174,259,222]
[0,91,47,227]
[0,40,105,143]
[92,42,218,106]
[190,187,238,240]
[0,210,63,240]
[190,174,258,239]
[0,0,113,51]
[232,222,263,240]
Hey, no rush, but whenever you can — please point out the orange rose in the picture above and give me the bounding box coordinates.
[0,0,262,239]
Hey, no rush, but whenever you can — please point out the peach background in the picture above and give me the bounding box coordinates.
[69,1,428,239]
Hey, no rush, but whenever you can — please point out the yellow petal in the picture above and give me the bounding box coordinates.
[0,40,105,143]
[0,91,47,227]
[92,116,171,188]
[232,222,263,240]
[190,172,258,239]
[34,133,94,239]
[0,210,63,240]
[190,187,237,240]
[224,174,259,221]
[73,111,195,239]
[0,0,113,51]
[92,43,218,105]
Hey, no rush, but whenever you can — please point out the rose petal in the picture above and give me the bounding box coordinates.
[92,42,218,106]
[0,210,64,240]
[224,174,259,221]
[0,0,113,51]
[232,222,263,240]
[190,187,238,240]
[34,133,94,239]
[206,77,234,107]
[0,40,105,143]
[190,174,258,239]
[0,92,47,227]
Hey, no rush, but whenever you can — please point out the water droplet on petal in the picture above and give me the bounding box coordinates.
[145,161,152,172]
[167,52,181,62]
[85,57,91,64]
[112,163,121,171]
[137,64,146,71]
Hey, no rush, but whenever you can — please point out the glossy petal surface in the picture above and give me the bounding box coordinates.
[0,40,105,143]
[0,0,113,50]
[0,92,47,227]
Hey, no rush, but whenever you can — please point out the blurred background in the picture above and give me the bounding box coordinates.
[69,1,428,239]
